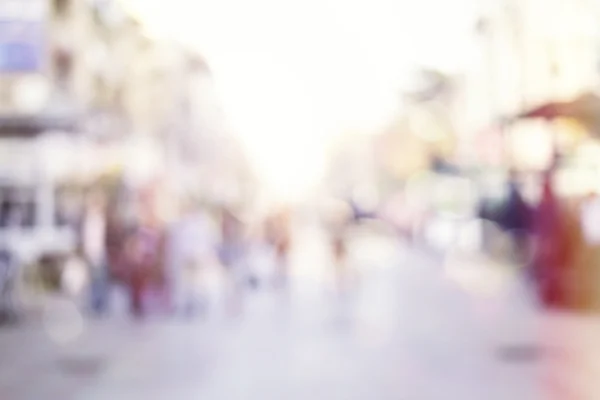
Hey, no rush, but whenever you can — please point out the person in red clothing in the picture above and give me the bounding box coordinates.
[532,171,574,308]
[123,224,163,318]
[121,231,144,317]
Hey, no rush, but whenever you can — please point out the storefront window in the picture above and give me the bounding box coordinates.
[54,186,83,227]
[0,186,35,228]
[53,0,70,17]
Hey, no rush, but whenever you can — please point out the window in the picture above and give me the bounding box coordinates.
[113,87,124,108]
[53,49,73,85]
[53,0,70,17]
[0,196,12,228]
[55,187,81,227]
[0,186,36,229]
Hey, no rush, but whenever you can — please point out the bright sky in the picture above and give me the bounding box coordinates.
[120,0,480,200]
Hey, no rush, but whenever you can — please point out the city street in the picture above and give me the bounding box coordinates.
[0,225,574,399]
[1,0,599,399]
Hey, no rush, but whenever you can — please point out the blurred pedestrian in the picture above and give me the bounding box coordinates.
[576,191,600,311]
[498,175,532,263]
[0,247,17,322]
[81,190,109,315]
[218,207,248,314]
[327,202,352,292]
[167,199,217,317]
[124,222,163,318]
[265,208,291,288]
[105,203,128,287]
[532,172,573,308]
[123,230,145,317]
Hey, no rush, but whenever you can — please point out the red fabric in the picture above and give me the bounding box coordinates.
[533,180,574,308]
[123,227,164,316]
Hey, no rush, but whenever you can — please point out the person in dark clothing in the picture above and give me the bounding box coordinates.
[496,176,533,263]
[0,248,17,322]
[502,181,531,231]
[498,178,531,231]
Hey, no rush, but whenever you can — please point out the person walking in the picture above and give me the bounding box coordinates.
[81,190,109,315]
[326,202,352,293]
[497,175,533,264]
[265,209,291,289]
[218,207,249,315]
[123,220,163,318]
[532,172,573,308]
[167,200,217,317]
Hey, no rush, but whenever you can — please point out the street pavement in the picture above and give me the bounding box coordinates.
[0,224,587,399]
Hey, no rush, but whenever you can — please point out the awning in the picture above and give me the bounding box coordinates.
[515,92,600,135]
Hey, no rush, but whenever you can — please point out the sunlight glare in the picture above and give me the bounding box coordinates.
[120,0,481,200]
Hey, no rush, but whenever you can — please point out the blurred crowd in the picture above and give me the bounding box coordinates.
[3,156,600,321]
[478,167,600,311]
[79,191,291,319]
[9,174,361,321]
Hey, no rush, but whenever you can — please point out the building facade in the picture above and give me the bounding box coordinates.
[458,0,600,171]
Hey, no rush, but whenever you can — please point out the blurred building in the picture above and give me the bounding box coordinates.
[375,69,460,194]
[326,133,380,199]
[0,0,224,183]
[0,0,215,264]
[459,0,600,171]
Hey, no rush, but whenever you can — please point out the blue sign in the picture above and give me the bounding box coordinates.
[0,20,44,72]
